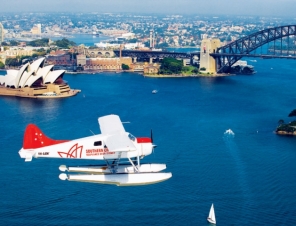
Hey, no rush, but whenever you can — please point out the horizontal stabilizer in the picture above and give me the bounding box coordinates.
[105,133,136,152]
[25,154,32,162]
[99,115,125,135]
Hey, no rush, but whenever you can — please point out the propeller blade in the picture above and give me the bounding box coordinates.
[151,129,153,143]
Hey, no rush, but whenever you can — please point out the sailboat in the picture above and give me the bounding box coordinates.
[207,203,216,224]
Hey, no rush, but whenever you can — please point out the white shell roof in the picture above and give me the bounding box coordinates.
[0,76,5,85]
[29,57,45,73]
[1,70,18,86]
[25,69,44,87]
[44,70,65,84]
[1,57,62,88]
[42,65,54,81]
[15,63,29,88]
[18,71,31,87]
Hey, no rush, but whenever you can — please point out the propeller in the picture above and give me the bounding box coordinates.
[150,129,153,144]
[151,129,157,156]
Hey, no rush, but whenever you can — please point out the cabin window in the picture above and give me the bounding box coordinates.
[94,141,102,146]
[128,133,136,142]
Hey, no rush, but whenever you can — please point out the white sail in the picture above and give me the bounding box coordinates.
[207,203,216,224]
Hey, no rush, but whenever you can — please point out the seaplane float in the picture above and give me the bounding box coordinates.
[18,115,172,186]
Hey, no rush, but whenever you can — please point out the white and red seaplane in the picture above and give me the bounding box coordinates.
[18,114,172,186]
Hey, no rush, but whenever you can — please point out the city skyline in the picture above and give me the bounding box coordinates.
[1,0,296,17]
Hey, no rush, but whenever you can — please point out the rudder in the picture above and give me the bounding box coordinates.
[23,124,68,149]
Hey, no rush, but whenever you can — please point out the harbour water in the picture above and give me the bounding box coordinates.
[1,58,296,225]
[51,33,111,46]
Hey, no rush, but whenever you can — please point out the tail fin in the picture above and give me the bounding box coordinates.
[23,124,68,149]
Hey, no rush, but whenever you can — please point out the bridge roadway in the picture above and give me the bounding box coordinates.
[113,50,200,60]
[114,50,296,61]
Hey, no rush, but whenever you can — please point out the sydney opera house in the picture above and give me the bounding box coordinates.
[0,57,80,98]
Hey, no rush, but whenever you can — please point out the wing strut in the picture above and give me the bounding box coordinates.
[104,152,122,173]
[128,157,140,173]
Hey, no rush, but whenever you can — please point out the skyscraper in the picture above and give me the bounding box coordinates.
[0,22,4,44]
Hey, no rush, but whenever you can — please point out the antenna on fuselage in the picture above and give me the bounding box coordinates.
[89,130,95,135]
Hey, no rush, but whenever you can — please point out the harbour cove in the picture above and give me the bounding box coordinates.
[1,58,296,225]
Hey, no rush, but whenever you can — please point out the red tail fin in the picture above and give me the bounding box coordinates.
[23,124,68,149]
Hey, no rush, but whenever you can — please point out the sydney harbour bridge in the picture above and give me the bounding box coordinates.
[114,25,296,74]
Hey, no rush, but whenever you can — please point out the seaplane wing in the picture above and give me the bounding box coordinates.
[105,133,136,152]
[99,114,136,152]
[99,115,125,135]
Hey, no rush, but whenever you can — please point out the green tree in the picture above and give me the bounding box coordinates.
[122,64,129,70]
[159,57,183,74]
[0,61,5,69]
[5,58,20,67]
[27,38,49,47]
[192,68,199,74]
[288,109,296,117]
[158,42,169,48]
[278,119,285,127]
[9,40,19,46]
[54,38,76,48]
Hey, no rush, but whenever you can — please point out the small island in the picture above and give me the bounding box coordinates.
[276,109,296,135]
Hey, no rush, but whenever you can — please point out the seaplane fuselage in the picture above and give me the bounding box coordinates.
[19,125,153,161]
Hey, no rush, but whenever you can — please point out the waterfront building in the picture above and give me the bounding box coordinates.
[123,42,145,50]
[83,57,132,71]
[0,57,79,98]
[0,22,4,43]
[77,55,86,67]
[46,53,74,66]
[143,64,159,74]
[95,42,121,49]
[76,46,115,58]
[98,29,128,36]
[5,48,33,57]
[5,46,50,58]
[0,52,6,64]
[233,60,247,67]
[128,62,160,73]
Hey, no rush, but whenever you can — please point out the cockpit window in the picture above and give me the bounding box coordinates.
[128,133,136,142]
[94,141,102,146]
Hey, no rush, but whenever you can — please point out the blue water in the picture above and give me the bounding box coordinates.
[1,58,296,225]
[51,34,111,46]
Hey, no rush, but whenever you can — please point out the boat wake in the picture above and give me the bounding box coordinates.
[223,129,253,217]
[224,128,235,136]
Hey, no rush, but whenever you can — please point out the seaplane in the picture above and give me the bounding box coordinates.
[18,114,172,186]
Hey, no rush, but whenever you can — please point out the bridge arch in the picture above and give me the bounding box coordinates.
[214,25,296,73]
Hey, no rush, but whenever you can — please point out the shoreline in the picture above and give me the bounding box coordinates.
[143,73,234,78]
[2,69,234,77]
[64,70,234,77]
[275,131,296,136]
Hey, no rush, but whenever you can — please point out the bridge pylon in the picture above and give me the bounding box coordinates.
[199,38,221,74]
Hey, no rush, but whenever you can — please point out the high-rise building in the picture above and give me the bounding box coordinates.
[0,22,4,44]
[31,24,41,35]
